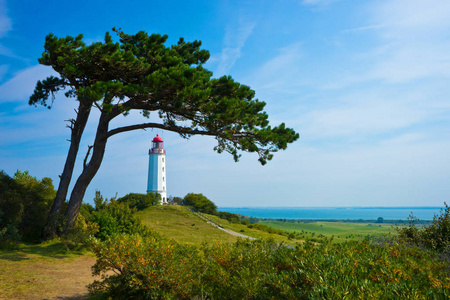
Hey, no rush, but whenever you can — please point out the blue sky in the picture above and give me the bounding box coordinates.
[1,0,449,207]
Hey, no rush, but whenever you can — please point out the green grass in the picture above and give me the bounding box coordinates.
[200,213,300,246]
[136,205,241,246]
[260,220,395,243]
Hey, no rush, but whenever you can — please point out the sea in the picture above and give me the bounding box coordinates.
[217,207,445,221]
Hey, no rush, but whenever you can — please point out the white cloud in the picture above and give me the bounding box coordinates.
[0,64,7,80]
[302,93,428,138]
[0,0,13,60]
[0,65,57,102]
[363,0,450,83]
[0,0,11,38]
[247,42,304,93]
[301,0,337,6]
[214,19,256,76]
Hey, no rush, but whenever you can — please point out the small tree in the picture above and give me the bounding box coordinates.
[396,203,450,252]
[168,196,183,205]
[184,193,217,214]
[31,29,299,233]
[0,170,56,243]
[117,192,161,210]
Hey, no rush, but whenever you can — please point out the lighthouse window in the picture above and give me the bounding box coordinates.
[162,167,164,172]
[163,177,165,182]
[162,158,164,163]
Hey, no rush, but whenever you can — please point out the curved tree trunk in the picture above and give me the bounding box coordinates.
[64,112,109,229]
[43,101,91,238]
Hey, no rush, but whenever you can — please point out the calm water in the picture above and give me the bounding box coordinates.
[218,207,444,220]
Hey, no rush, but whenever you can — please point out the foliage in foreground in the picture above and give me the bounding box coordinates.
[396,202,450,252]
[62,191,153,249]
[0,170,55,246]
[90,234,449,299]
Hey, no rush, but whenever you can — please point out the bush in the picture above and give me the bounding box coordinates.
[240,218,250,226]
[89,234,203,299]
[183,193,217,214]
[0,208,21,248]
[168,196,183,205]
[89,236,450,299]
[91,192,151,240]
[396,203,450,252]
[248,223,286,236]
[117,192,161,210]
[62,213,99,250]
[0,170,55,244]
[215,211,241,223]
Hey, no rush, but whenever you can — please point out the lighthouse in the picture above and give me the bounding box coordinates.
[147,134,167,204]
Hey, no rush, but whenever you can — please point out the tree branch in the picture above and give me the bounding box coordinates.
[106,122,220,139]
[83,145,94,169]
[65,118,76,131]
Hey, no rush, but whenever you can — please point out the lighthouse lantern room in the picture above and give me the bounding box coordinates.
[147,134,167,204]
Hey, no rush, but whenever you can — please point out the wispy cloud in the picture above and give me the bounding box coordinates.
[301,89,432,139]
[341,24,387,34]
[0,0,14,61]
[0,65,57,102]
[214,19,256,76]
[364,0,450,83]
[247,42,304,92]
[301,0,337,7]
[0,0,11,38]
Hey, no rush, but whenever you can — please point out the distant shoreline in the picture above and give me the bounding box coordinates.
[218,206,443,221]
[219,206,443,209]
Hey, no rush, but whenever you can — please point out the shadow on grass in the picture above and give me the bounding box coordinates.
[53,294,90,300]
[0,241,86,261]
[0,253,30,261]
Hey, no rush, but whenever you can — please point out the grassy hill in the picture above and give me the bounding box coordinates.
[136,205,242,246]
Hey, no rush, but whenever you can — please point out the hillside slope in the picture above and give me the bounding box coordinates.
[136,205,241,246]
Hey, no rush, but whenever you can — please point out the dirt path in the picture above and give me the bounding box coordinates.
[0,252,97,300]
[194,212,257,240]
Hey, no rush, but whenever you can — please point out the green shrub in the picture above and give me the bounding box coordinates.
[91,192,151,240]
[0,170,55,244]
[215,211,240,223]
[183,193,217,214]
[62,213,99,250]
[396,203,450,252]
[117,192,161,210]
[421,203,450,251]
[0,208,21,248]
[248,222,286,236]
[89,236,450,299]
[89,234,204,299]
[240,218,250,226]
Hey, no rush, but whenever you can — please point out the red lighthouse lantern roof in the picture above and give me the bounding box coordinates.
[152,134,163,142]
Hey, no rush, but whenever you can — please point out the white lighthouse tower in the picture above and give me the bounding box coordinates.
[147,134,167,204]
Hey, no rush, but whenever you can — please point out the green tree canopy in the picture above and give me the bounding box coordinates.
[183,193,217,215]
[0,170,56,243]
[117,192,161,210]
[30,28,299,231]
